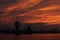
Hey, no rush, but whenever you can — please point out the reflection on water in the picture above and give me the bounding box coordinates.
[0,34,60,40]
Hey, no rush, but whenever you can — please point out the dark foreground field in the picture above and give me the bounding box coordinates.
[0,34,60,40]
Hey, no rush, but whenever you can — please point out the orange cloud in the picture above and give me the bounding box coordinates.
[0,0,60,25]
[20,15,60,24]
[3,0,42,13]
[39,6,60,11]
[18,7,60,24]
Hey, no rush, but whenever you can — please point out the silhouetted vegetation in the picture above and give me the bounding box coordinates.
[0,22,60,34]
[14,21,20,34]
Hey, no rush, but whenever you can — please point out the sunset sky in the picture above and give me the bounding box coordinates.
[0,0,60,25]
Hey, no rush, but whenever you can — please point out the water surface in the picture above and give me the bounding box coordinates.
[0,34,60,40]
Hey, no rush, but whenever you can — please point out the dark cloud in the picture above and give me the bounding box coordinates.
[31,0,60,10]
[0,0,20,9]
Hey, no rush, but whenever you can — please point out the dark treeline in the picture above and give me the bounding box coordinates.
[0,22,60,34]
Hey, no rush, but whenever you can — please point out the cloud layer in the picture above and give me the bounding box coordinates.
[0,0,60,25]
